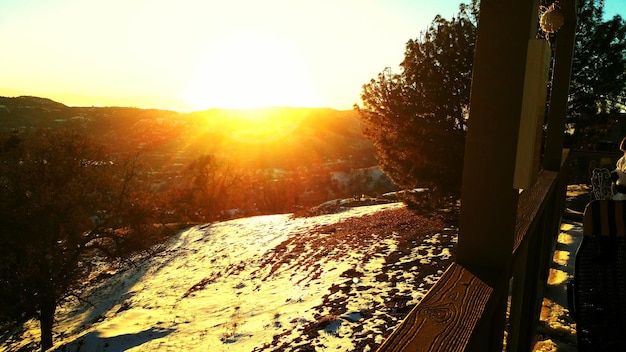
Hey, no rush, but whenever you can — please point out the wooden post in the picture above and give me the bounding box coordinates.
[543,0,578,170]
[458,0,540,277]
[514,39,552,189]
[457,0,540,349]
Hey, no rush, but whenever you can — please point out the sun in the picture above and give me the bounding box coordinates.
[182,31,321,111]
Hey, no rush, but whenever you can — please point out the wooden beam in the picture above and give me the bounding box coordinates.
[543,0,578,170]
[514,39,552,189]
[458,0,540,277]
[514,169,559,252]
[376,263,495,352]
[377,154,570,352]
[508,158,567,351]
[457,1,540,349]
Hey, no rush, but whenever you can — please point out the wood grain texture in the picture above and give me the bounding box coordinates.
[514,169,558,253]
[377,263,494,352]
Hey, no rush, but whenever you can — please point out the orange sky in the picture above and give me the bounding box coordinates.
[0,0,623,110]
[0,0,466,110]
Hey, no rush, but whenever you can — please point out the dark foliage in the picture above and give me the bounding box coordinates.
[357,0,626,209]
[0,99,382,218]
[564,0,626,149]
[0,128,156,350]
[356,1,477,208]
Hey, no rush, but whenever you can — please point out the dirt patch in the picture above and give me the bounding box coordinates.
[254,206,458,351]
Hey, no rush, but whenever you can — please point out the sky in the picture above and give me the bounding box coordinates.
[0,0,624,111]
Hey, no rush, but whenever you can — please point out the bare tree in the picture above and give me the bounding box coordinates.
[0,128,154,350]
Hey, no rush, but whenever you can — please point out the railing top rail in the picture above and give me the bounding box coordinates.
[376,262,495,352]
[377,151,570,352]
[514,169,558,253]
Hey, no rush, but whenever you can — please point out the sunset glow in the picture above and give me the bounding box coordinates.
[182,30,321,110]
[193,107,309,146]
[0,0,469,110]
[1,0,622,110]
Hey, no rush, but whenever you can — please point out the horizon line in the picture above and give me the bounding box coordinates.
[0,93,357,113]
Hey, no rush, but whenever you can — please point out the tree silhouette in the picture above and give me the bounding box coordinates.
[167,154,244,221]
[357,0,626,206]
[0,128,153,351]
[356,1,477,208]
[565,0,626,148]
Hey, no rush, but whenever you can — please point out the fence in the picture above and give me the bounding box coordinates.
[377,151,570,351]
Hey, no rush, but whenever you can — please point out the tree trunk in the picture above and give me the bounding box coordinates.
[39,295,56,351]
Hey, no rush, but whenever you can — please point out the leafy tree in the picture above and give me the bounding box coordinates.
[356,1,477,208]
[564,0,626,148]
[0,128,154,351]
[357,0,626,206]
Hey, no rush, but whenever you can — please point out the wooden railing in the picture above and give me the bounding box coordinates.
[377,150,570,352]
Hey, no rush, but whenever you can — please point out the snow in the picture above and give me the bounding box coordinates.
[3,202,459,352]
[533,220,581,351]
[3,201,582,352]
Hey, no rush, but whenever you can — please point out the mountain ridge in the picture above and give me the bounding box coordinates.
[0,95,377,173]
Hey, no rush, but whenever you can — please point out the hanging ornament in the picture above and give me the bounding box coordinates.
[539,1,565,33]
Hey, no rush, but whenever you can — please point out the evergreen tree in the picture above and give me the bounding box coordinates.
[357,0,626,206]
[566,0,626,148]
[356,1,478,208]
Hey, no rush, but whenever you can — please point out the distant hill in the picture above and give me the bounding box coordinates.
[0,96,377,172]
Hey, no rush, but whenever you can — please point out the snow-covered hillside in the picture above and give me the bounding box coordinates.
[3,203,458,352]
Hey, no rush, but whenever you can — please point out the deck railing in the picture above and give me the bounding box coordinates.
[377,150,570,352]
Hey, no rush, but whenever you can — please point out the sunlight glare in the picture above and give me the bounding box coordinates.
[207,107,306,145]
[182,31,321,110]
[547,268,569,286]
